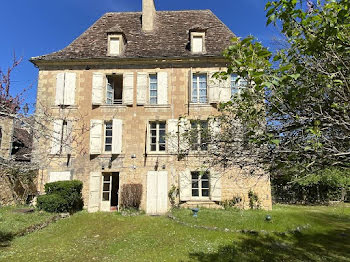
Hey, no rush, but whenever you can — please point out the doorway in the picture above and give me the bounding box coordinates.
[101,172,120,212]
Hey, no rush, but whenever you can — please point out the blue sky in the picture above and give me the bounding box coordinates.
[1,0,277,113]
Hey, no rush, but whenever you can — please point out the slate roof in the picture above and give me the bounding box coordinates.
[31,10,234,62]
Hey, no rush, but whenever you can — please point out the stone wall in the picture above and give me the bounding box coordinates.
[33,62,272,211]
[0,117,14,160]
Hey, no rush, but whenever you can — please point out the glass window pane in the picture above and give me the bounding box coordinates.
[104,176,111,181]
[103,192,110,201]
[192,181,199,188]
[103,183,110,191]
[159,122,166,129]
[159,144,166,151]
[192,172,199,180]
[202,189,209,197]
[192,189,199,197]
[202,181,209,189]
[105,137,112,144]
[105,145,112,152]
[202,173,209,180]
[106,130,112,137]
[151,137,157,144]
[151,145,157,151]
[151,123,157,129]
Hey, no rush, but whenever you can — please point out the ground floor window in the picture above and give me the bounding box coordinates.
[191,171,210,198]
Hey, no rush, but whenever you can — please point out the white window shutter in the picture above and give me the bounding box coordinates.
[219,76,231,102]
[157,72,168,104]
[167,119,178,154]
[63,121,73,154]
[210,172,222,201]
[51,120,63,154]
[64,72,76,105]
[90,120,103,154]
[179,118,190,153]
[55,73,65,105]
[112,119,123,154]
[179,169,192,201]
[88,172,101,213]
[137,73,148,105]
[123,73,134,105]
[208,72,220,104]
[92,73,104,105]
[49,171,72,183]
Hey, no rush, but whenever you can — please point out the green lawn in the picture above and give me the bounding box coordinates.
[0,204,349,262]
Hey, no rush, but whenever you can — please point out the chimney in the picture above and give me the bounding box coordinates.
[142,0,156,32]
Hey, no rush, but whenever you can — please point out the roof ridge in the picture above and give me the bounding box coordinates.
[104,9,211,15]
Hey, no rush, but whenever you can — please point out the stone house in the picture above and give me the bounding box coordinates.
[30,0,272,213]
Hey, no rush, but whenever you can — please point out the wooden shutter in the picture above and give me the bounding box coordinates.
[157,72,168,104]
[167,119,178,154]
[123,73,134,105]
[147,171,158,214]
[208,72,219,104]
[51,120,63,154]
[219,76,231,102]
[112,119,122,154]
[210,171,222,201]
[179,169,192,201]
[88,172,101,213]
[92,73,104,105]
[157,171,168,213]
[137,73,148,105]
[49,171,72,183]
[55,73,65,105]
[90,120,102,154]
[64,72,76,105]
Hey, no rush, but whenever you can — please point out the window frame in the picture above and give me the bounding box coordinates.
[191,171,210,199]
[149,74,158,105]
[104,121,113,153]
[190,120,209,151]
[231,74,248,97]
[107,34,123,56]
[149,121,166,153]
[191,73,208,104]
[191,32,206,54]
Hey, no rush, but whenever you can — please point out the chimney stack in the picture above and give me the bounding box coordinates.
[142,0,156,32]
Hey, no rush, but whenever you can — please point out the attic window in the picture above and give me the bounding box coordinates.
[191,32,205,54]
[108,34,123,56]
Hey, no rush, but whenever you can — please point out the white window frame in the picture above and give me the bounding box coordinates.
[149,121,166,153]
[104,121,113,153]
[108,34,123,56]
[192,73,208,104]
[149,74,158,105]
[191,32,205,54]
[190,120,209,151]
[191,171,210,199]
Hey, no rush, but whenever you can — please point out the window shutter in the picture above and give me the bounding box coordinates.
[64,72,76,105]
[193,36,203,53]
[110,38,120,55]
[90,120,102,154]
[208,72,219,104]
[51,120,63,154]
[167,119,178,154]
[157,72,168,104]
[92,73,104,105]
[88,172,101,213]
[112,119,122,154]
[179,169,192,201]
[123,73,134,105]
[49,171,72,183]
[179,118,190,153]
[137,73,148,105]
[188,68,193,104]
[210,172,222,201]
[55,73,65,105]
[219,76,231,102]
[63,121,73,154]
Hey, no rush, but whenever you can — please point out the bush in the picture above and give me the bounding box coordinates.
[37,180,83,213]
[120,184,142,209]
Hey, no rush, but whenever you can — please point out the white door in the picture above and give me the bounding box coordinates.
[146,171,168,215]
[101,174,112,212]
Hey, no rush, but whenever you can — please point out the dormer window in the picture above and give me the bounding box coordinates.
[108,34,124,56]
[191,32,205,54]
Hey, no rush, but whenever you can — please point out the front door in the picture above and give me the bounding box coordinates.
[101,172,119,212]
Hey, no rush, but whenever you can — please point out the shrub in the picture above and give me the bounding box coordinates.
[120,184,142,209]
[248,190,261,210]
[37,180,83,213]
[220,196,242,210]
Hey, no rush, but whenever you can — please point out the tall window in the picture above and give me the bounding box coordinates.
[191,171,210,198]
[106,75,123,105]
[231,74,248,96]
[150,121,166,152]
[192,74,207,103]
[149,74,158,104]
[104,121,113,152]
[190,120,209,151]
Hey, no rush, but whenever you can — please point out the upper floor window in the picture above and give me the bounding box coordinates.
[149,74,158,104]
[108,34,123,56]
[231,74,249,96]
[191,32,205,54]
[51,120,72,155]
[55,72,76,106]
[149,121,166,152]
[191,171,210,198]
[106,75,123,105]
[190,120,209,151]
[104,121,113,152]
[192,73,207,103]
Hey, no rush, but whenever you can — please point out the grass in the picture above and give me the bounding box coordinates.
[0,206,54,248]
[0,204,349,262]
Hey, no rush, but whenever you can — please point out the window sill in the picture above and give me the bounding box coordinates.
[144,104,171,108]
[99,105,127,108]
[51,105,78,109]
[145,152,171,156]
[94,154,125,158]
[188,103,213,108]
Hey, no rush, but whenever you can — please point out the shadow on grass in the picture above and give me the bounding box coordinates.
[188,228,350,262]
[0,231,14,248]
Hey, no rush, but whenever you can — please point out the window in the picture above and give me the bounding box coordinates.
[104,121,113,152]
[149,121,166,152]
[231,74,248,96]
[108,35,122,56]
[190,120,209,151]
[149,74,158,104]
[102,175,111,201]
[192,74,207,103]
[191,171,210,198]
[106,75,123,105]
[191,32,205,53]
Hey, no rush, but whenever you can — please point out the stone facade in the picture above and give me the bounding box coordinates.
[0,117,14,160]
